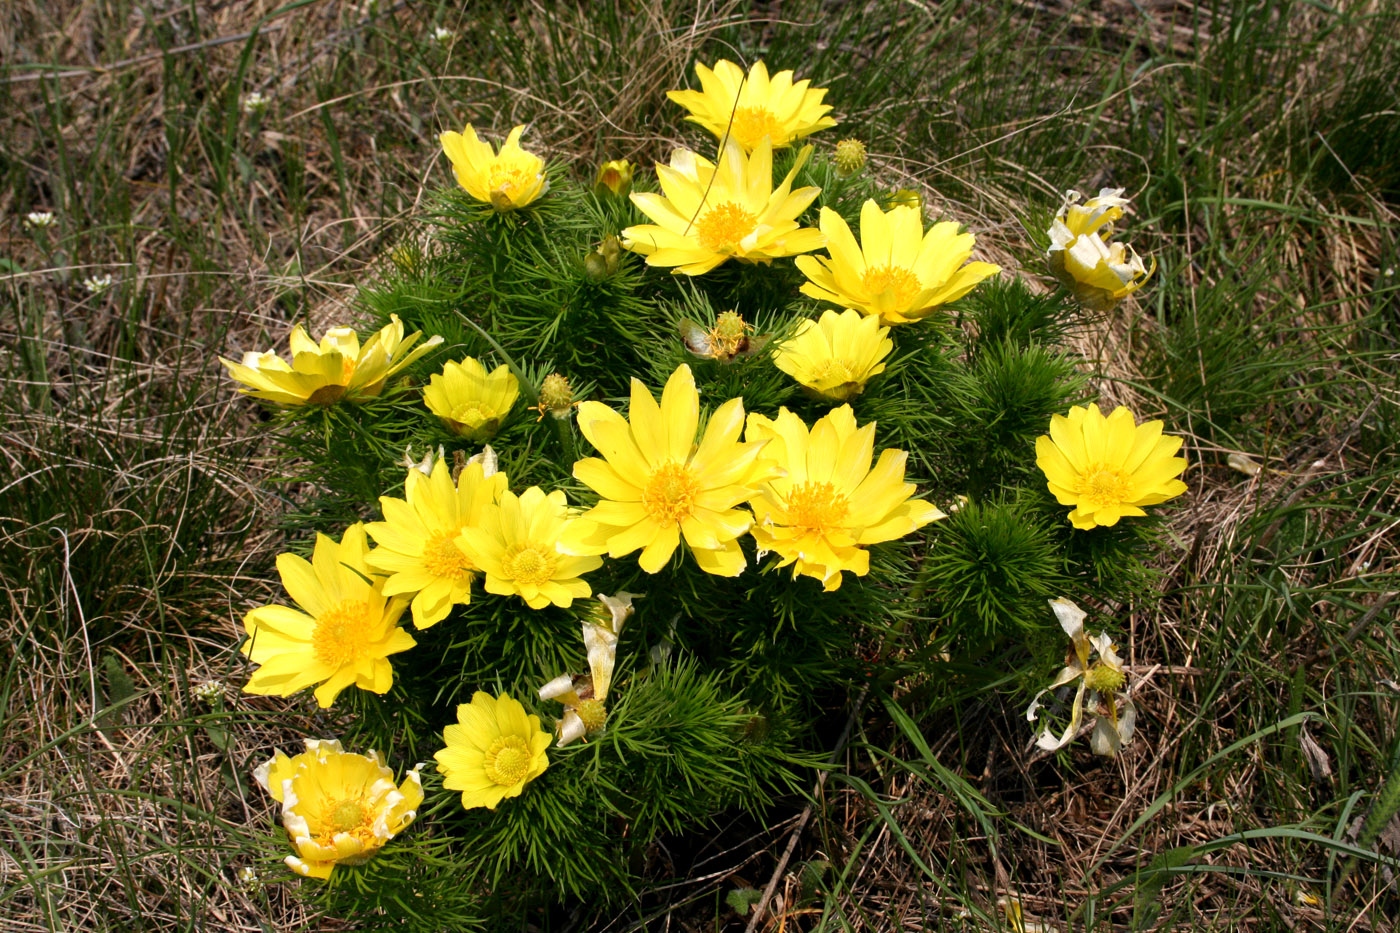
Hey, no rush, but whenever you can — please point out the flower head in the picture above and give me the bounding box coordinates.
[667,59,836,152]
[561,364,779,576]
[423,356,520,440]
[1026,599,1136,757]
[744,405,945,590]
[594,159,635,198]
[1047,187,1155,310]
[431,26,455,43]
[220,314,442,406]
[540,592,639,746]
[24,211,56,229]
[1035,403,1188,530]
[365,459,509,629]
[440,124,548,211]
[83,274,114,294]
[240,523,416,708]
[435,691,551,810]
[254,739,423,879]
[797,201,1000,325]
[622,139,825,275]
[772,308,892,402]
[241,92,269,115]
[456,486,603,609]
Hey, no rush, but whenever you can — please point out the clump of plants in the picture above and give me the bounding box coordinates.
[219,57,1186,920]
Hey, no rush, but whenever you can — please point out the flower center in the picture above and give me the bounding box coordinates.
[784,481,850,534]
[576,698,608,733]
[450,401,497,427]
[484,736,532,786]
[861,264,922,308]
[1077,463,1133,508]
[312,599,377,667]
[488,163,533,198]
[328,799,368,833]
[643,461,700,524]
[502,544,557,586]
[423,531,472,581]
[1085,663,1126,694]
[695,201,757,253]
[809,359,856,385]
[731,105,781,150]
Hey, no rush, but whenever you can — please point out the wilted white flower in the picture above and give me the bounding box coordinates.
[1026,598,1136,757]
[24,211,56,229]
[465,443,498,478]
[83,274,114,294]
[432,26,455,42]
[241,92,269,115]
[539,592,641,746]
[400,444,446,476]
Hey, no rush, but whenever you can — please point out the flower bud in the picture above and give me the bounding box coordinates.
[833,139,867,178]
[594,159,635,198]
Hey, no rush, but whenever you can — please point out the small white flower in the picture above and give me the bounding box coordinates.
[236,866,259,890]
[192,680,224,703]
[241,92,269,115]
[24,211,56,229]
[432,26,455,42]
[83,274,114,294]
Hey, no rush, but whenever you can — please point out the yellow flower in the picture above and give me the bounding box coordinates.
[241,524,415,708]
[1025,599,1136,757]
[423,356,520,441]
[539,592,639,746]
[560,364,779,576]
[744,405,945,591]
[1035,403,1188,530]
[220,314,442,406]
[667,59,836,152]
[254,739,423,879]
[435,691,552,810]
[622,139,825,275]
[1047,187,1155,311]
[439,123,548,211]
[796,201,1001,325]
[455,486,603,610]
[772,308,892,402]
[365,459,509,629]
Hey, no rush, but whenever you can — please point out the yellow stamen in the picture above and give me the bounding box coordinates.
[861,264,922,307]
[731,106,781,151]
[423,532,472,581]
[643,462,700,524]
[312,600,376,667]
[695,201,757,253]
[1076,463,1133,508]
[784,480,850,534]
